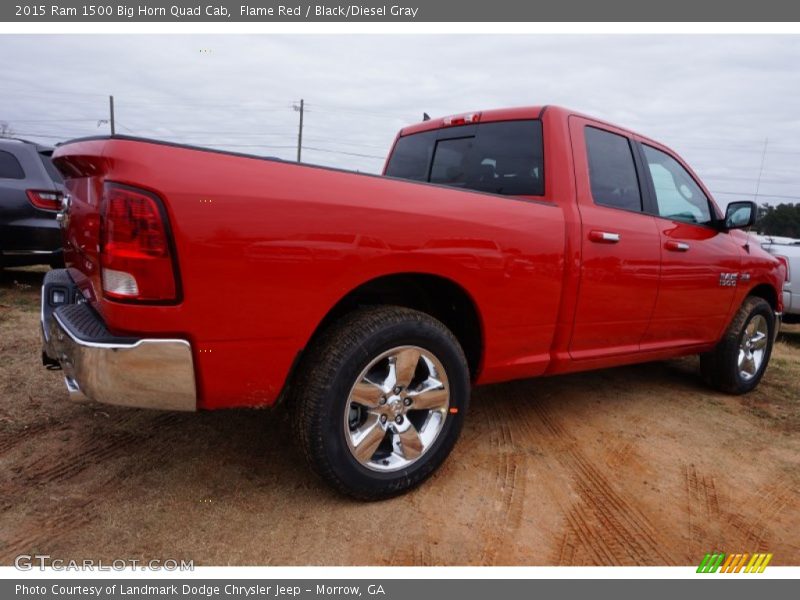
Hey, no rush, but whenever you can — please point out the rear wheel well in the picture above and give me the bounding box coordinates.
[307,274,483,380]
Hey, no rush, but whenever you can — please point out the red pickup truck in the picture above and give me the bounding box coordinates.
[42,106,785,499]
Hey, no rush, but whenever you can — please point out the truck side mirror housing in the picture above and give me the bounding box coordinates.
[723,201,757,230]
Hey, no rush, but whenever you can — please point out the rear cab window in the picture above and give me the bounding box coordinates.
[385,120,544,197]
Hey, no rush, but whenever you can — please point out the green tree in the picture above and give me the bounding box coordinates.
[756,203,800,238]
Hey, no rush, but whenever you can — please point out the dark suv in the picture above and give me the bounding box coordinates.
[0,138,65,268]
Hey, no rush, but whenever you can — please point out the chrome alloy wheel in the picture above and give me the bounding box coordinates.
[738,314,769,381]
[344,346,450,472]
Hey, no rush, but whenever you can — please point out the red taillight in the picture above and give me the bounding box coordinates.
[26,189,63,211]
[775,255,791,283]
[443,112,481,127]
[100,183,177,302]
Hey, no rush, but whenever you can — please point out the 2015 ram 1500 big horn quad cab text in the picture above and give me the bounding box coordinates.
[41,106,786,499]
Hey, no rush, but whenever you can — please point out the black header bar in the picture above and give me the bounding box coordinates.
[4,0,800,22]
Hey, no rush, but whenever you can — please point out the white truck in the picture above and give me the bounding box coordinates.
[757,235,799,324]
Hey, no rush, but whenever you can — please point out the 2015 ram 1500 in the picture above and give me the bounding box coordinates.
[41,106,786,498]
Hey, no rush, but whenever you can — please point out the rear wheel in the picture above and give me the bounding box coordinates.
[700,296,775,394]
[290,306,470,500]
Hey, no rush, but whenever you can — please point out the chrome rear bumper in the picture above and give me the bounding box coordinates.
[41,270,196,411]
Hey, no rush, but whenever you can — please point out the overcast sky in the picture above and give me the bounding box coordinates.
[1,35,799,207]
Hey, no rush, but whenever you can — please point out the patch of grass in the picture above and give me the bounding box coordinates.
[0,267,46,316]
[739,332,800,433]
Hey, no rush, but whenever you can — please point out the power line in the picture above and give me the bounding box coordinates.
[205,143,297,149]
[754,137,769,202]
[305,106,409,121]
[5,90,799,154]
[6,132,87,140]
[10,128,800,173]
[0,118,105,123]
[102,128,390,148]
[13,124,390,159]
[15,127,796,165]
[6,135,800,187]
[663,134,800,153]
[303,135,390,150]
[116,101,292,111]
[114,128,390,145]
[111,124,391,153]
[303,146,385,160]
[677,143,800,156]
[117,128,297,137]
[173,143,384,159]
[711,190,800,201]
[702,173,796,184]
[305,102,411,120]
[115,122,136,134]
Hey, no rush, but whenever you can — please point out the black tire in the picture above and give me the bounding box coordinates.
[290,306,470,500]
[700,296,775,394]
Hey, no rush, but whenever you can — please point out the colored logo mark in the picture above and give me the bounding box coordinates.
[697,552,773,573]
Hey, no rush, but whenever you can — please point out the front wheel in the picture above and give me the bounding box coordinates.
[290,306,470,500]
[700,296,775,394]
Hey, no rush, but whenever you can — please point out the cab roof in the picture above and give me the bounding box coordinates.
[399,105,659,147]
[400,106,546,136]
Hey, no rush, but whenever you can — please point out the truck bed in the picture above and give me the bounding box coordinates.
[52,136,567,408]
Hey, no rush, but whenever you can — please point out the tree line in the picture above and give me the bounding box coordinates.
[756,203,800,239]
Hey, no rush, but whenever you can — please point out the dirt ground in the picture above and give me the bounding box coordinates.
[1,266,798,566]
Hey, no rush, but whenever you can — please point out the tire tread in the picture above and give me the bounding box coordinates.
[700,296,774,394]
[290,305,468,500]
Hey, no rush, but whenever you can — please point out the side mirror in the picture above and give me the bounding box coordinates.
[722,200,757,230]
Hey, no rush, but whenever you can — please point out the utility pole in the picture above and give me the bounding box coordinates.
[295,98,304,162]
[109,95,116,135]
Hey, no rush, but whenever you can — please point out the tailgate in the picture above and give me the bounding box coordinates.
[51,139,110,311]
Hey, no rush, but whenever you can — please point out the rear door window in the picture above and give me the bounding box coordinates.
[0,150,25,179]
[386,120,544,196]
[584,127,642,212]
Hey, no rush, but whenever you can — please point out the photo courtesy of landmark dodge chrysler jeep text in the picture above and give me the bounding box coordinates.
[41,106,786,499]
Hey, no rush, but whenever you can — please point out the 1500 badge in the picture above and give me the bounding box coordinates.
[720,273,738,287]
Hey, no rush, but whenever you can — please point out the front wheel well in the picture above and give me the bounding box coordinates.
[747,283,778,311]
[305,273,483,380]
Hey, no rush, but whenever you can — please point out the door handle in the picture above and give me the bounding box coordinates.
[589,230,621,243]
[665,240,690,252]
